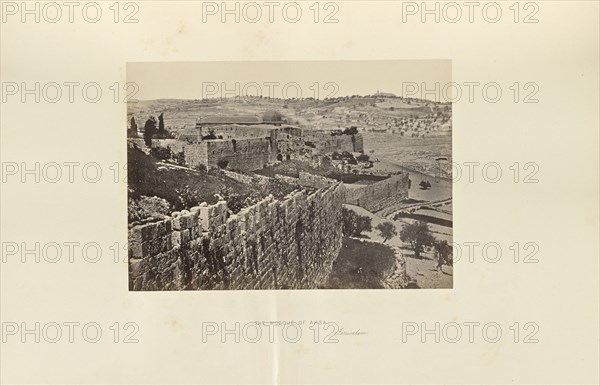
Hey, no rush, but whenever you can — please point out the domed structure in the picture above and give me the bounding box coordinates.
[262,110,282,122]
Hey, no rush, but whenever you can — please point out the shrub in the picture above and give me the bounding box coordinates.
[175,185,200,210]
[342,126,358,135]
[128,196,171,223]
[220,187,261,214]
[419,180,431,190]
[175,151,186,166]
[258,178,298,199]
[217,159,229,169]
[357,154,370,162]
[150,146,172,161]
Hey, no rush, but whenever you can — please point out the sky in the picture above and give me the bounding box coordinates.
[127,60,452,101]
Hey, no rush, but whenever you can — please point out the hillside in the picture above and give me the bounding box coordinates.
[127,143,254,209]
[127,95,452,138]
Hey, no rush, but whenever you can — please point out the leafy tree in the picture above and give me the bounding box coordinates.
[342,207,372,237]
[143,116,157,147]
[419,180,430,190]
[433,239,453,266]
[399,221,435,259]
[376,222,396,243]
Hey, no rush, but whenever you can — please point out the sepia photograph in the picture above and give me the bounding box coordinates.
[2,1,599,384]
[127,60,453,291]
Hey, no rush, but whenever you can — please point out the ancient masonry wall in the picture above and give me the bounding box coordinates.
[152,139,187,153]
[205,138,272,171]
[130,132,362,171]
[297,172,338,189]
[183,143,208,168]
[200,125,302,140]
[200,124,276,139]
[151,138,272,172]
[344,173,410,212]
[303,132,364,154]
[222,169,269,185]
[129,184,346,291]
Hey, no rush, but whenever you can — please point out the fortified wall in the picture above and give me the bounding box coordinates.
[303,132,364,154]
[273,172,336,190]
[129,184,346,291]
[204,138,273,171]
[274,171,410,213]
[200,124,277,139]
[296,172,338,189]
[129,130,363,172]
[129,138,188,153]
[128,138,271,172]
[344,173,410,212]
[199,124,302,141]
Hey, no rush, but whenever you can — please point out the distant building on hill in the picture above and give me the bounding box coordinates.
[198,115,263,127]
[194,112,285,138]
[374,91,397,98]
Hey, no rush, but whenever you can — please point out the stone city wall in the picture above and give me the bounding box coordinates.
[303,132,364,153]
[204,138,272,171]
[129,184,346,291]
[297,172,338,189]
[344,173,410,212]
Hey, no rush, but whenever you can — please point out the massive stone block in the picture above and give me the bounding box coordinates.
[128,184,346,291]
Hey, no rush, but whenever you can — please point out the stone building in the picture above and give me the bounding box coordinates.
[198,115,263,127]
